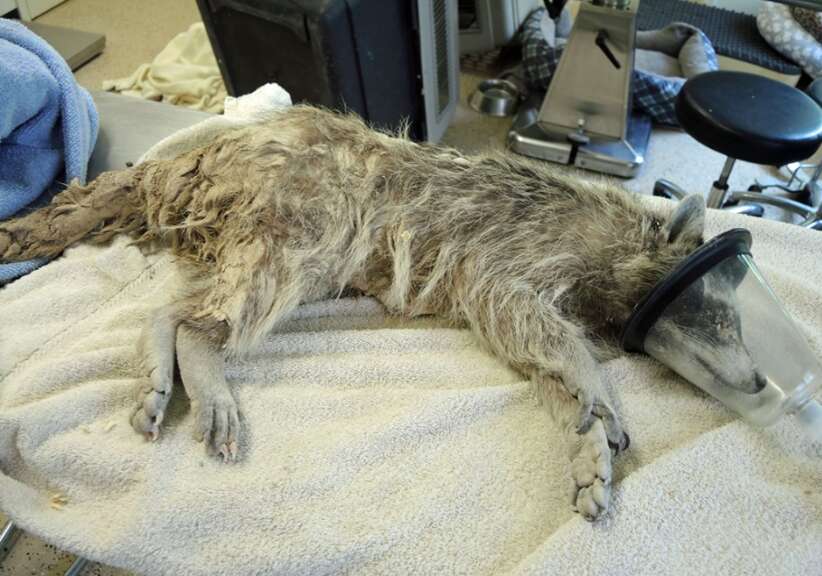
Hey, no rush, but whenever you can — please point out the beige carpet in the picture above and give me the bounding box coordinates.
[35,0,201,92]
[0,1,816,575]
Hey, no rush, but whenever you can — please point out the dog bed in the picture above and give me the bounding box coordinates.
[1,96,821,576]
[758,1,822,78]
[792,6,822,43]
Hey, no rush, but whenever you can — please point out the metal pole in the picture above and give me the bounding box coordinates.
[716,157,736,187]
[0,521,20,564]
[707,157,736,208]
[805,162,822,197]
[65,556,89,576]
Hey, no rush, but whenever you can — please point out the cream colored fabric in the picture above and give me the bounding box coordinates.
[102,22,227,113]
[0,95,821,575]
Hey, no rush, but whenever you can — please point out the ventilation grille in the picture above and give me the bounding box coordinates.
[433,0,451,115]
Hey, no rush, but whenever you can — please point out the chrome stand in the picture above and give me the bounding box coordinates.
[1,520,90,575]
[0,521,20,564]
[654,156,765,218]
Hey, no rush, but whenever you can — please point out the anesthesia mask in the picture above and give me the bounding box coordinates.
[622,229,822,443]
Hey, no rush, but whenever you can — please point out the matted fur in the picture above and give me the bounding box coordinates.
[0,105,706,520]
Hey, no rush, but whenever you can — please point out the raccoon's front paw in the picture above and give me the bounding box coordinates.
[575,389,630,454]
[568,418,612,521]
[131,365,173,441]
[191,393,240,463]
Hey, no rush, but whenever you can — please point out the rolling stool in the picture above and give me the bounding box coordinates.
[654,71,822,228]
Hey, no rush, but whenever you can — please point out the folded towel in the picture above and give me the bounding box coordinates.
[102,22,227,113]
[0,18,99,284]
[0,88,820,574]
[138,82,292,164]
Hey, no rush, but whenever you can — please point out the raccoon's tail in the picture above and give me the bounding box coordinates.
[0,167,148,263]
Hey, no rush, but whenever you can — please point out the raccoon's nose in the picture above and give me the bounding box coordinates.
[753,372,767,393]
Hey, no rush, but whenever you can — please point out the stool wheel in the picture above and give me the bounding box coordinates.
[747,183,811,204]
[723,204,765,218]
[653,185,673,199]
[653,179,687,200]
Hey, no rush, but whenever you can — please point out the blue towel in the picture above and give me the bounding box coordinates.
[0,18,98,284]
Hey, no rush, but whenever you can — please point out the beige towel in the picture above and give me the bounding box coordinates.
[102,23,227,113]
[0,105,820,574]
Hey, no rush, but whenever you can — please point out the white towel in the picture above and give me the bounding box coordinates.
[102,22,228,113]
[0,106,820,575]
[138,82,292,163]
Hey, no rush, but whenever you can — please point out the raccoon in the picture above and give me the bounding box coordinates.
[0,106,708,520]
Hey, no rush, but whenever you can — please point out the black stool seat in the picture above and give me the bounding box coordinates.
[676,71,822,166]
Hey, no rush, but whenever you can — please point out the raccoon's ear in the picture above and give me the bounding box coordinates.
[665,194,705,244]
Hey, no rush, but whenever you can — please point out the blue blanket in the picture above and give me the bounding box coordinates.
[0,18,98,284]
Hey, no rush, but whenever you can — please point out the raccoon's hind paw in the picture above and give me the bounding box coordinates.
[568,418,613,521]
[131,378,171,442]
[191,393,240,463]
[131,365,173,441]
[131,313,176,441]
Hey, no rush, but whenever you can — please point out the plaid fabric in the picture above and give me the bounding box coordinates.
[522,10,563,92]
[521,9,718,126]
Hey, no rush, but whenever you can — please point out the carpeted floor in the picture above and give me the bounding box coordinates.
[35,0,201,92]
[0,1,817,575]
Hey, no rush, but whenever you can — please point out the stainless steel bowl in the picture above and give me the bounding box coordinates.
[468,79,521,117]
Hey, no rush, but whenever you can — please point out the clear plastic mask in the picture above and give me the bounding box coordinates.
[623,229,822,441]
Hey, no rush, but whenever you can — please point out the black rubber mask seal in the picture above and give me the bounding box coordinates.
[620,228,753,353]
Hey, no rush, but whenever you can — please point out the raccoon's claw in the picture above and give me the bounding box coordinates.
[608,431,630,453]
[595,407,629,454]
[574,389,628,454]
[217,441,239,463]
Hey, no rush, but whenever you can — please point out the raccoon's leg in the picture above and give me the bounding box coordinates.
[175,244,309,460]
[463,289,627,520]
[541,333,628,453]
[130,289,243,460]
[175,319,240,462]
[465,289,628,448]
[131,304,181,441]
[536,371,615,521]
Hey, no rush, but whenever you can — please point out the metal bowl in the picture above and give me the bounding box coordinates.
[468,79,521,117]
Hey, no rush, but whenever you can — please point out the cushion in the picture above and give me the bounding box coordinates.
[792,6,822,43]
[758,2,822,79]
